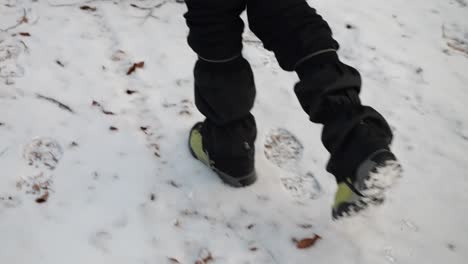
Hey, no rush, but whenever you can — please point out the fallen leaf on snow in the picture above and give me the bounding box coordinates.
[127,61,145,75]
[35,191,49,203]
[19,32,31,36]
[294,234,322,249]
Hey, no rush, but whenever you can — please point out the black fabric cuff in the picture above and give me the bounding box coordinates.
[295,51,340,79]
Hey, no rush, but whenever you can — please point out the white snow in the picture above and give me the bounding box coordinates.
[1,0,468,263]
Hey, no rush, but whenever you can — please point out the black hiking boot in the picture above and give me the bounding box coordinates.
[188,122,257,188]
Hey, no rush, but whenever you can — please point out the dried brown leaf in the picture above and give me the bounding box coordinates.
[203,254,213,263]
[35,191,49,203]
[135,61,145,68]
[295,234,322,249]
[19,32,31,36]
[127,61,145,75]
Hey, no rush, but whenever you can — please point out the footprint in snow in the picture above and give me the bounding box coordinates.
[0,35,26,84]
[17,138,64,202]
[264,128,322,201]
[89,230,113,253]
[23,137,63,170]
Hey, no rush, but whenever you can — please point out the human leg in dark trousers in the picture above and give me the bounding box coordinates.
[185,0,401,218]
[185,0,258,187]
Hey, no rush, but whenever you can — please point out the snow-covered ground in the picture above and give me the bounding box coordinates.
[1,0,467,263]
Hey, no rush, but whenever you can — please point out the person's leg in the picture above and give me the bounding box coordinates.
[247,0,400,217]
[184,0,257,187]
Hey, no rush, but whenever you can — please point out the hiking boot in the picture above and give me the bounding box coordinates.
[188,122,257,187]
[332,149,402,219]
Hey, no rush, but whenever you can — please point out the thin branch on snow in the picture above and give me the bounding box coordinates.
[130,1,168,24]
[47,0,111,7]
[18,40,30,53]
[130,1,167,10]
[0,8,27,32]
[36,94,75,114]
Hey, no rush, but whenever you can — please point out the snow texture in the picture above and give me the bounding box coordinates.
[1,0,468,263]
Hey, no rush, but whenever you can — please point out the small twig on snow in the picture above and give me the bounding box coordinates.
[18,40,30,53]
[130,1,167,24]
[47,0,111,7]
[36,94,75,114]
[130,1,167,10]
[0,8,28,32]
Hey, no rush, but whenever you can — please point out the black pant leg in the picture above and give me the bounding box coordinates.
[247,0,393,181]
[184,0,247,61]
[247,0,339,71]
[184,0,257,177]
